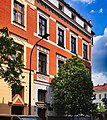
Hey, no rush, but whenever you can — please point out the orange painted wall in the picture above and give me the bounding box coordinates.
[0,0,92,82]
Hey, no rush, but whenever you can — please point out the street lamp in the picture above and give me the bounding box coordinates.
[28,33,50,115]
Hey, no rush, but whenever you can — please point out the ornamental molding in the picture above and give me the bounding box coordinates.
[37,73,49,82]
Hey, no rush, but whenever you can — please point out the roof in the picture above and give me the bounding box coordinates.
[94,83,107,92]
[59,0,92,27]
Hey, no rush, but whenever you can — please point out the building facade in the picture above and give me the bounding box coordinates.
[0,0,94,119]
[94,84,107,108]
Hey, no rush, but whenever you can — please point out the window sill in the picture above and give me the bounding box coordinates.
[58,44,65,49]
[83,57,88,61]
[71,51,76,54]
[36,72,49,82]
[13,21,25,28]
[36,72,49,76]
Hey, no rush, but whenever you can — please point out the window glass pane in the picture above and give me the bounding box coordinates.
[39,16,47,36]
[83,43,87,59]
[14,2,17,8]
[58,28,64,47]
[38,89,46,102]
[71,36,76,53]
[13,1,24,25]
[13,10,17,21]
[58,60,64,71]
[99,94,101,99]
[18,5,23,12]
[39,53,47,74]
[18,12,22,24]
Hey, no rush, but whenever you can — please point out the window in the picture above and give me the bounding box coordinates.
[13,0,24,25]
[58,27,64,48]
[83,43,88,60]
[57,54,66,73]
[38,89,46,102]
[58,60,64,70]
[84,23,87,30]
[12,43,24,63]
[39,52,47,74]
[71,36,76,54]
[12,86,24,99]
[58,3,64,11]
[71,13,76,21]
[104,93,106,98]
[99,94,101,99]
[39,16,47,36]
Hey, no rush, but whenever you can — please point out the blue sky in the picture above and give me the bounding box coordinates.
[65,0,107,86]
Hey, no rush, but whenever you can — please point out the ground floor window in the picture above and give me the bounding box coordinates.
[12,106,24,115]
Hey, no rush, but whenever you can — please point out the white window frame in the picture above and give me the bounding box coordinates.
[70,32,78,55]
[82,40,89,61]
[11,0,27,30]
[57,23,66,48]
[56,54,66,73]
[37,46,49,75]
[37,10,49,36]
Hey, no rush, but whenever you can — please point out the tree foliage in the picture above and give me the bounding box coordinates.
[0,27,24,89]
[97,106,106,112]
[102,98,107,110]
[52,55,94,116]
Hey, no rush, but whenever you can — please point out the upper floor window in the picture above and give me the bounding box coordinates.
[58,60,64,70]
[39,52,47,74]
[39,16,47,36]
[58,3,64,11]
[38,89,46,102]
[104,93,106,98]
[99,94,101,99]
[84,23,88,30]
[57,54,66,73]
[13,0,24,25]
[58,27,64,48]
[83,43,88,60]
[71,36,76,54]
[71,13,76,21]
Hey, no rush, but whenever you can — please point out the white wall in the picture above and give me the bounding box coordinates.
[64,6,71,17]
[49,0,58,7]
[94,91,107,108]
[76,16,84,27]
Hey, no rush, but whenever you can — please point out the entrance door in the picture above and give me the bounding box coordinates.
[12,106,24,115]
[38,108,46,120]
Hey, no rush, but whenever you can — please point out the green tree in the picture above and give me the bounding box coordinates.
[102,98,107,110]
[97,106,106,112]
[0,27,24,89]
[52,55,94,116]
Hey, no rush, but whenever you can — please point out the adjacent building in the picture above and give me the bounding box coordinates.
[0,0,94,119]
[94,84,107,108]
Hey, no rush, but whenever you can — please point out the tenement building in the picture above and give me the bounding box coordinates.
[0,0,94,119]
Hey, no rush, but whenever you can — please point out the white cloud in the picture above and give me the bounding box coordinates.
[99,8,103,13]
[92,28,107,86]
[72,0,95,4]
[90,10,95,13]
[93,28,107,44]
[92,73,107,86]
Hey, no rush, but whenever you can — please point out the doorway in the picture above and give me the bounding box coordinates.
[38,108,46,120]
